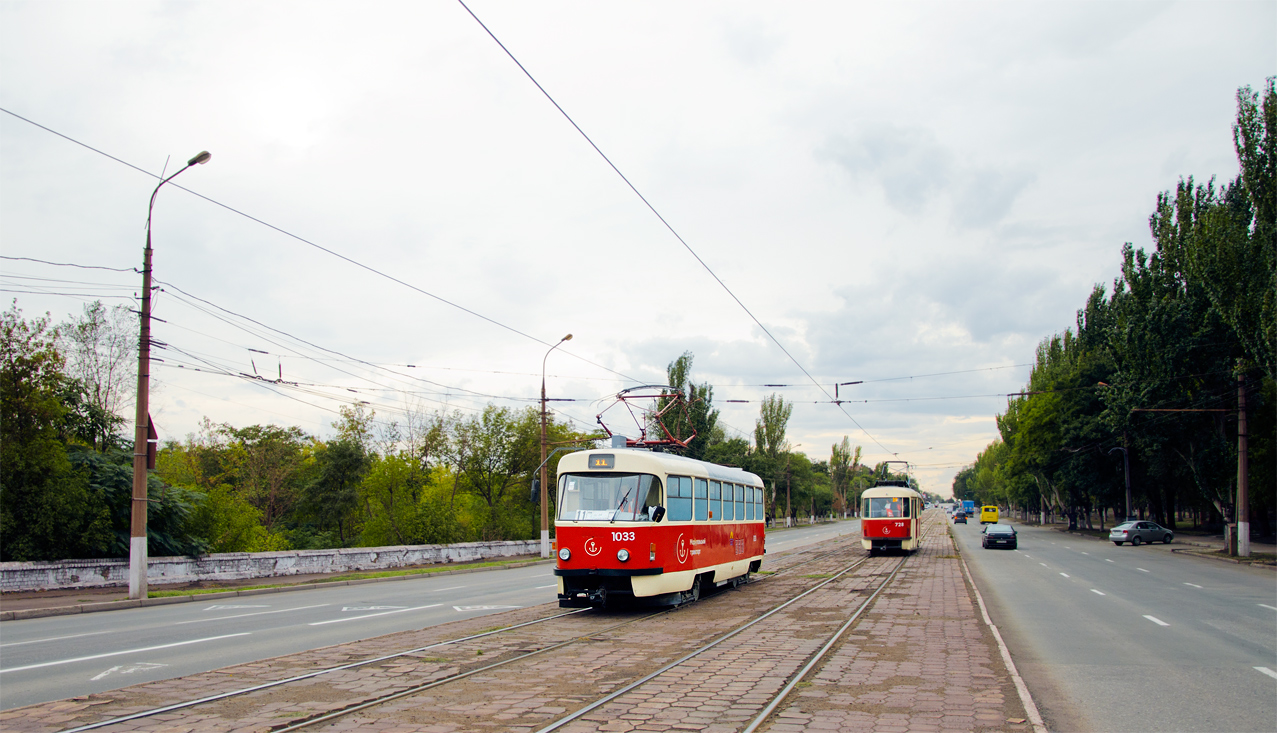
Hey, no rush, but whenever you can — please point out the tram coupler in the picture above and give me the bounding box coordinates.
[587,587,608,606]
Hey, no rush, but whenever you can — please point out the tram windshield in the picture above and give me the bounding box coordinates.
[865,496,911,518]
[558,473,663,522]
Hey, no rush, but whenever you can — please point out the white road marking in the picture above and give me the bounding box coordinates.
[430,585,468,593]
[203,604,269,610]
[0,630,115,648]
[341,606,406,612]
[535,584,557,589]
[1090,589,1105,595]
[1137,568,1149,572]
[1081,552,1089,555]
[90,662,166,681]
[1183,583,1203,589]
[1039,563,1048,567]
[1105,559,1114,563]
[454,605,520,612]
[175,604,330,625]
[1259,604,1277,612]
[1255,667,1277,680]
[1143,615,1170,626]
[309,604,442,626]
[0,633,250,674]
[1059,573,1070,578]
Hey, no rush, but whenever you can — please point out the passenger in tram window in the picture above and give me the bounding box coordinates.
[637,478,664,521]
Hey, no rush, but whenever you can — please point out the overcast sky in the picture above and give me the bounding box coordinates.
[1,1,1272,496]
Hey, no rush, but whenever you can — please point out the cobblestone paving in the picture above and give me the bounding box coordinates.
[0,537,832,732]
[755,517,1031,733]
[1,519,1035,733]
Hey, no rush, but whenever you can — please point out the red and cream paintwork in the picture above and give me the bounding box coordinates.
[860,484,922,553]
[554,448,765,606]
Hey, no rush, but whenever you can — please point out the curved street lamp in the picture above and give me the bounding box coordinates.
[130,151,211,600]
[539,334,572,558]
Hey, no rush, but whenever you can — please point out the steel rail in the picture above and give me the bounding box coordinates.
[274,541,869,731]
[59,526,861,733]
[58,608,590,733]
[741,556,909,732]
[533,551,876,733]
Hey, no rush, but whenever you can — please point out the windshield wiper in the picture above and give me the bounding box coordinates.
[610,488,633,524]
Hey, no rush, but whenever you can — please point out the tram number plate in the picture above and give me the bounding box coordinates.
[611,531,635,541]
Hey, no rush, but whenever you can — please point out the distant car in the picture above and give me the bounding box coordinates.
[954,512,967,524]
[982,523,1017,549]
[1110,521,1173,546]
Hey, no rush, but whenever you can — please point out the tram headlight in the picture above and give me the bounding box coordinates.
[617,548,630,562]
[558,548,571,561]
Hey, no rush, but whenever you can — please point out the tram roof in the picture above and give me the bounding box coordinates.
[860,485,922,499]
[560,448,764,487]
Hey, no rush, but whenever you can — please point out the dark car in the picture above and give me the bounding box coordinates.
[1109,521,1173,546]
[953,512,967,524]
[982,523,1017,549]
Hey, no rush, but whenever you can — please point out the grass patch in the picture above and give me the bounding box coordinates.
[800,573,833,579]
[756,570,776,575]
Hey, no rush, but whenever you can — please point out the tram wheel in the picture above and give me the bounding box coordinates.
[684,575,701,604]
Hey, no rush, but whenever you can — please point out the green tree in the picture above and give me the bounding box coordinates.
[654,351,722,460]
[0,304,113,561]
[298,438,368,545]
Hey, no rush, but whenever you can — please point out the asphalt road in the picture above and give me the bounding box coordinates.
[954,517,1277,733]
[0,520,857,710]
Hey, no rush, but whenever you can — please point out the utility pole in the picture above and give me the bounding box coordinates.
[1237,369,1249,557]
[540,334,571,559]
[131,150,210,601]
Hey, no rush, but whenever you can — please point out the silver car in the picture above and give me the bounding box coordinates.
[1110,521,1174,546]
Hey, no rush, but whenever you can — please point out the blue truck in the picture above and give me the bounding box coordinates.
[962,500,976,516]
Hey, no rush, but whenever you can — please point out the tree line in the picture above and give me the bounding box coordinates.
[954,81,1275,536]
[3,303,928,562]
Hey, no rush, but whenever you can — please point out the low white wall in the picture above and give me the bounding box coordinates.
[0,540,541,593]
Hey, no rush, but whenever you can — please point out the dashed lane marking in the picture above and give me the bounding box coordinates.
[1090,589,1105,595]
[535,584,557,589]
[0,633,250,674]
[203,604,270,610]
[176,604,331,625]
[1059,573,1070,578]
[1260,604,1277,612]
[1081,551,1089,555]
[429,585,468,593]
[309,604,442,626]
[1144,615,1170,626]
[1040,562,1048,567]
[454,605,521,612]
[1183,582,1203,589]
[0,630,115,648]
[1138,568,1149,572]
[1256,667,1277,680]
[1105,559,1114,563]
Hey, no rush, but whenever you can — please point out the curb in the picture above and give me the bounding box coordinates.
[0,559,554,622]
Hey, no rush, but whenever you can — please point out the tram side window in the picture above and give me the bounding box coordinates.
[668,476,693,521]
[754,487,763,519]
[745,485,754,520]
[735,483,745,520]
[709,480,721,520]
[722,483,734,521]
[694,478,708,521]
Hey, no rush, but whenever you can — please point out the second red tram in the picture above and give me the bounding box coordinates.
[554,447,765,608]
[860,483,922,555]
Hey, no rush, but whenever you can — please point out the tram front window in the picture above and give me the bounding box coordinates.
[558,474,663,522]
[866,497,910,518]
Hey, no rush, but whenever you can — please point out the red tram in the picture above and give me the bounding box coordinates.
[860,462,922,555]
[554,447,766,608]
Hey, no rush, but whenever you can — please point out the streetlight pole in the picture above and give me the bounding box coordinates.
[540,334,572,559]
[130,150,211,600]
[1237,370,1249,557]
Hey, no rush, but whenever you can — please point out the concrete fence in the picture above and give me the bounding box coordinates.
[0,540,541,593]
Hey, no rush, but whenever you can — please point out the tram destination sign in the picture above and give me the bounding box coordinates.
[589,454,615,470]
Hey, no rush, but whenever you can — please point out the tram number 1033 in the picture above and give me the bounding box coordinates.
[611,531,636,542]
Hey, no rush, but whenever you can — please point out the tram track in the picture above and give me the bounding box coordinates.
[47,526,862,733]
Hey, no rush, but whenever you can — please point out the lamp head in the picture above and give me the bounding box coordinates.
[188,151,212,166]
[562,334,573,342]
